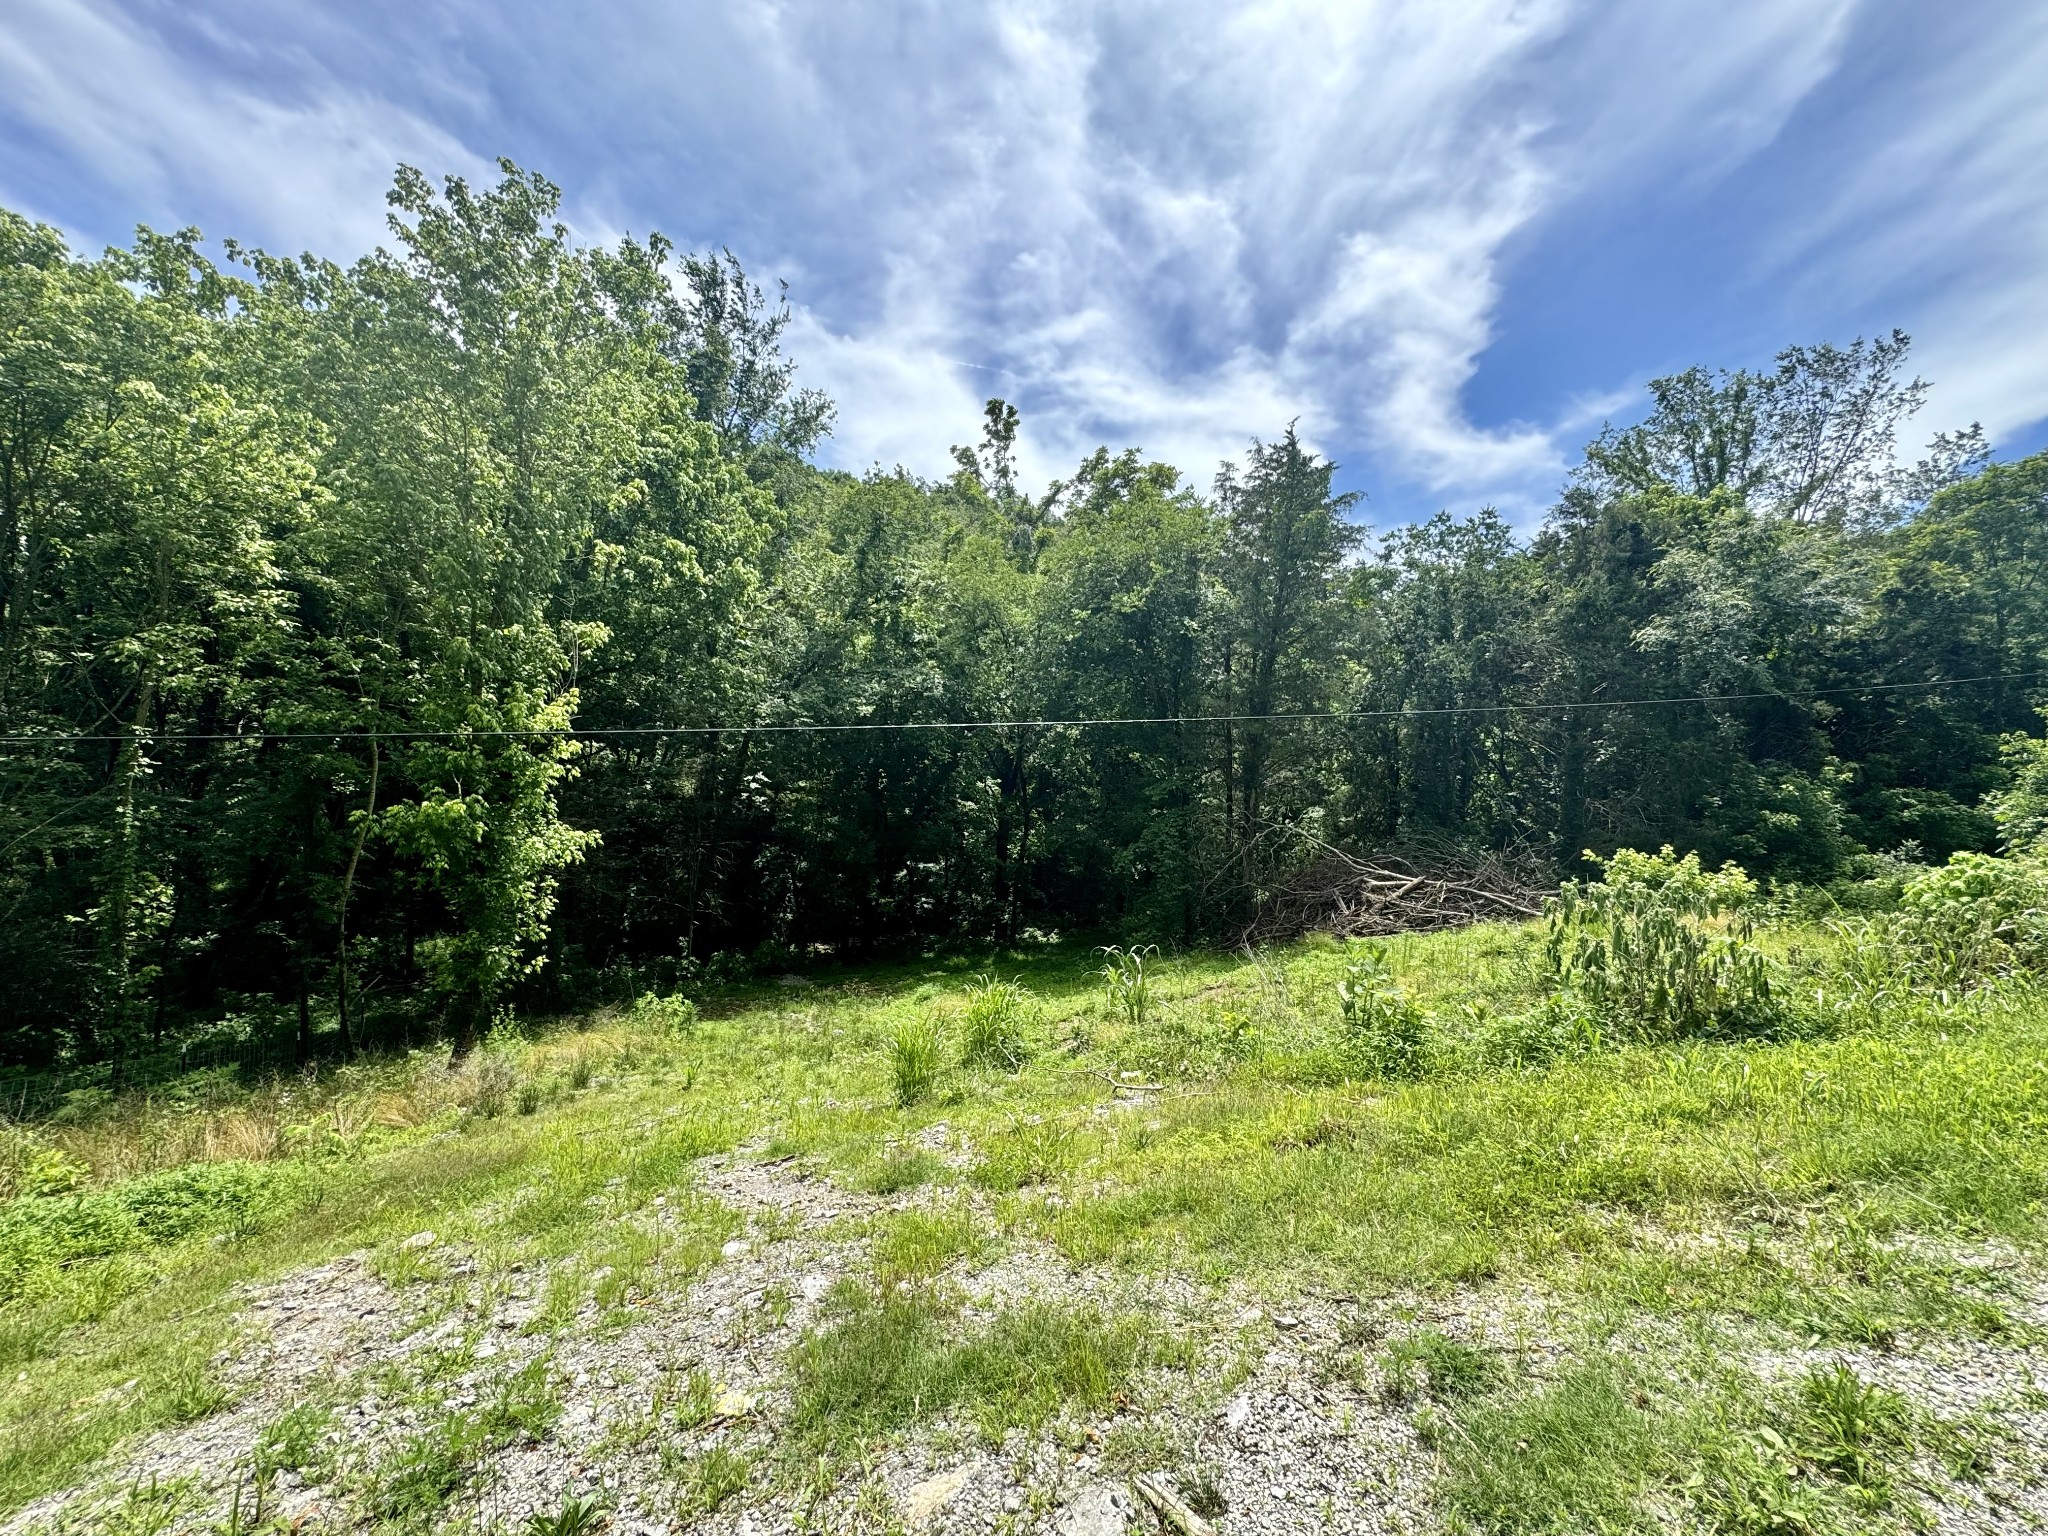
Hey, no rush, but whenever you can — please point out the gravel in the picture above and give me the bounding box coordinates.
[15,1151,2048,1535]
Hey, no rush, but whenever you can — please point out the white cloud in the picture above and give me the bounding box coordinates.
[17,0,2039,517]
[744,0,1861,506]
[0,0,482,254]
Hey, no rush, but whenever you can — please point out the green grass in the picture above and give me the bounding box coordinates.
[786,1279,1168,1454]
[1428,1346,1995,1535]
[4,918,2048,1524]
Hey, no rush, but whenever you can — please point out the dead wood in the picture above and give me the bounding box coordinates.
[1132,1474,1220,1536]
[1243,836,1547,944]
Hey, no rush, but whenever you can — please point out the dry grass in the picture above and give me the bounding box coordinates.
[0,1018,653,1199]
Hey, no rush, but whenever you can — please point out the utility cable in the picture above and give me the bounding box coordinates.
[0,670,2035,747]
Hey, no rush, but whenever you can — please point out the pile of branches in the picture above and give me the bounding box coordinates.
[1245,837,1549,943]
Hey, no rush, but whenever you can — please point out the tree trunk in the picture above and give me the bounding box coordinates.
[335,736,378,1059]
[98,666,157,1060]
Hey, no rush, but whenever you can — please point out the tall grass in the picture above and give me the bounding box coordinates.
[958,974,1033,1070]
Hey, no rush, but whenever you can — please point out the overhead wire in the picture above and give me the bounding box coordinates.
[0,670,2036,747]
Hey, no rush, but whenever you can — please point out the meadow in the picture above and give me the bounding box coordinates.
[4,853,2048,1533]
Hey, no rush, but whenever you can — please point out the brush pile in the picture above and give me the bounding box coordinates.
[1248,841,1547,942]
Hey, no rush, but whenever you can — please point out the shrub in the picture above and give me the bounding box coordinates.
[1544,847,1776,1040]
[890,1016,942,1107]
[629,991,698,1034]
[1888,850,2048,991]
[1335,947,1429,1079]
[958,974,1032,1070]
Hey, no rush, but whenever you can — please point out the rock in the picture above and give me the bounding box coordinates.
[1056,1483,1130,1535]
[1222,1393,1253,1434]
[903,1465,973,1527]
[776,974,812,988]
[713,1384,757,1417]
[398,1230,437,1251]
[721,1238,752,1260]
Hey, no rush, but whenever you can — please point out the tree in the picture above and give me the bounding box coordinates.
[1213,428,1362,864]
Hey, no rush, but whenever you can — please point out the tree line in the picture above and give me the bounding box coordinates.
[4,162,2045,1067]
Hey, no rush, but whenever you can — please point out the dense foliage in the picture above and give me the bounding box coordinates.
[4,162,2047,1067]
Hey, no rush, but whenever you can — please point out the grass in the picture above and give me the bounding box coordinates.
[1429,1347,1991,1535]
[785,1278,1167,1454]
[3,911,2048,1527]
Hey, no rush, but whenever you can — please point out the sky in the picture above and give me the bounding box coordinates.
[3,0,2045,529]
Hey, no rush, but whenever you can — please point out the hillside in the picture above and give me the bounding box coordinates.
[7,857,2048,1535]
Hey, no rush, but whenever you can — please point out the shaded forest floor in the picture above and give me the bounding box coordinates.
[5,926,2048,1534]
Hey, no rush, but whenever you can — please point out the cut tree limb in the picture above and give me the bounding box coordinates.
[1131,1474,1218,1536]
[1242,836,1548,943]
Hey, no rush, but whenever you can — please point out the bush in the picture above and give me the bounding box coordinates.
[958,974,1032,1070]
[1888,850,2048,991]
[1335,946,1429,1079]
[1544,847,1777,1040]
[629,991,699,1034]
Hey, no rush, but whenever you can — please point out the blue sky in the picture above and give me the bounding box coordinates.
[3,0,2044,529]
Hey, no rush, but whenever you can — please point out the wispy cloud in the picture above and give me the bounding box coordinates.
[0,0,483,254]
[1,0,2043,518]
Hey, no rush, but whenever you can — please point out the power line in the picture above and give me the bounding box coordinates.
[0,671,2034,748]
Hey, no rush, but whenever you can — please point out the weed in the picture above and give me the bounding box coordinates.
[522,1491,609,1536]
[683,1445,751,1513]
[1792,1360,1910,1492]
[1335,947,1430,1079]
[149,1343,230,1423]
[362,1357,559,1528]
[1436,1359,1675,1534]
[516,1081,545,1116]
[787,1283,1158,1454]
[465,1049,520,1119]
[1479,994,1602,1069]
[971,1115,1078,1189]
[1179,1466,1227,1520]
[253,1400,332,1478]
[669,1367,720,1429]
[859,1147,944,1194]
[1377,1327,1504,1405]
[960,974,1033,1070]
[890,1016,943,1107]
[83,1476,199,1536]
[873,1204,984,1285]
[1098,945,1158,1028]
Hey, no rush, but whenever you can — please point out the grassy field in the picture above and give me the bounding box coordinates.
[4,908,2047,1533]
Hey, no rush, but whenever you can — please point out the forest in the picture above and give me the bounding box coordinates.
[4,160,2046,1072]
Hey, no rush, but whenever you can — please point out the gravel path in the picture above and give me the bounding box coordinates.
[14,1150,2048,1535]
